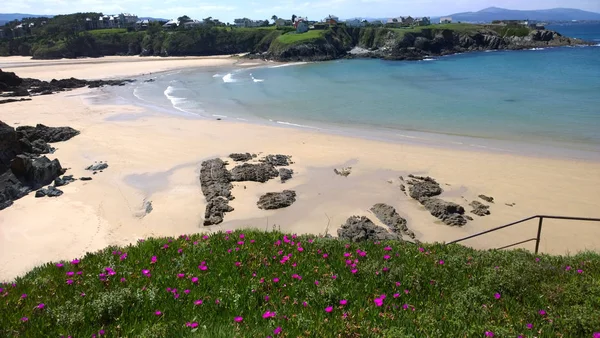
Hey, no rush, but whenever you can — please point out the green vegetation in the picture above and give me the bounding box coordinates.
[490,25,532,38]
[87,28,128,36]
[1,230,599,337]
[276,30,326,44]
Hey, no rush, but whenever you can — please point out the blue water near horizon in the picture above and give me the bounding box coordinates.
[122,23,600,158]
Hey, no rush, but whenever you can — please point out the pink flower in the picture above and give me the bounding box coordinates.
[526,323,533,329]
[342,312,348,319]
[331,275,337,280]
[325,306,333,313]
[66,271,74,276]
[177,273,185,278]
[383,255,391,260]
[56,263,64,268]
[384,246,392,251]
[374,298,383,307]
[155,310,162,316]
[151,256,157,264]
[120,278,126,283]
[98,329,105,335]
[340,299,347,305]
[438,260,445,265]
[393,293,400,298]
[485,331,494,337]
[234,316,243,323]
[263,311,276,318]
[418,247,425,252]
[323,254,328,258]
[402,304,409,310]
[494,293,501,300]
[302,301,308,307]
[70,259,80,265]
[351,269,358,274]
[21,317,28,322]
[539,310,547,316]
[565,266,572,271]
[593,333,600,338]
[37,303,45,309]
[66,279,73,285]
[191,277,199,283]
[21,294,27,299]
[344,252,351,257]
[274,326,282,335]
[194,299,203,306]
[314,280,319,286]
[577,269,584,274]
[199,265,208,271]
[184,289,190,294]
[235,262,242,267]
[273,278,279,283]
[186,322,199,328]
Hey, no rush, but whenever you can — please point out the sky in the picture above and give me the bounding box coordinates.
[3,0,600,22]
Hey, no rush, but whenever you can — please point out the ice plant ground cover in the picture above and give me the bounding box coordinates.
[1,230,599,337]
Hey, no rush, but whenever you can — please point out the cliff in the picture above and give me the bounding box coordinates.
[259,25,591,62]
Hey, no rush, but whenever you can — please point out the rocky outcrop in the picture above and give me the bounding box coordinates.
[0,69,134,102]
[406,175,442,202]
[470,201,491,216]
[279,168,293,183]
[229,153,253,162]
[0,121,22,173]
[54,175,76,187]
[16,124,79,143]
[230,163,279,183]
[35,186,63,198]
[10,155,64,190]
[337,216,402,242]
[257,190,297,210]
[421,198,467,226]
[370,203,415,239]
[200,158,234,225]
[262,154,291,166]
[334,167,352,177]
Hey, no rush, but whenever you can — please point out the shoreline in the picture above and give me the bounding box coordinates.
[1,56,600,281]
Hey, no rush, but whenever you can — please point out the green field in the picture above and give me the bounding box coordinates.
[277,30,326,44]
[87,28,128,36]
[1,230,599,337]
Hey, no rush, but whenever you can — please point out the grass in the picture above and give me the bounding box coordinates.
[276,30,326,45]
[87,28,128,36]
[1,230,599,337]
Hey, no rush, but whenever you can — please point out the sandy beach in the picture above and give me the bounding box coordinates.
[1,56,600,281]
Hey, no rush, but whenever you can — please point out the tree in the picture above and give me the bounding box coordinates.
[292,14,297,22]
[203,17,214,26]
[177,15,192,24]
[271,15,278,22]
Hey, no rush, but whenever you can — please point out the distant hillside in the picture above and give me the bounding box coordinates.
[437,7,600,23]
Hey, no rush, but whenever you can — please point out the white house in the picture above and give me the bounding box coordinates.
[183,20,203,28]
[440,16,452,24]
[345,19,365,27]
[163,19,178,28]
[234,18,263,27]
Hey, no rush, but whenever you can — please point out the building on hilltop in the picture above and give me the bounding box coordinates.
[234,18,263,27]
[440,16,453,24]
[294,17,309,33]
[118,13,138,28]
[163,19,178,29]
[135,19,149,30]
[414,17,430,26]
[324,15,339,25]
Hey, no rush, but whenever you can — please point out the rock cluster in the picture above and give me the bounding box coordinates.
[470,201,491,216]
[337,216,402,242]
[478,194,494,203]
[200,154,296,225]
[86,162,108,171]
[334,167,352,177]
[257,190,297,210]
[0,69,134,102]
[0,121,84,209]
[370,203,416,239]
[407,174,468,227]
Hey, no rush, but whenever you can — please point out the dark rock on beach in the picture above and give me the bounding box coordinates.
[54,175,76,187]
[11,155,64,190]
[230,163,279,183]
[370,203,415,239]
[35,185,63,198]
[229,153,253,162]
[407,175,442,202]
[421,198,467,226]
[334,167,352,177]
[257,190,297,210]
[337,216,402,242]
[86,163,108,171]
[0,98,32,104]
[262,154,291,166]
[279,168,294,183]
[16,124,79,143]
[479,194,495,203]
[200,158,234,225]
[470,200,491,216]
[80,177,92,181]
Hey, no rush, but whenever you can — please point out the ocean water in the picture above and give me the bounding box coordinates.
[119,23,600,158]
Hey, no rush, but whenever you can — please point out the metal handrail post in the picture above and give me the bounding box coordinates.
[534,216,543,254]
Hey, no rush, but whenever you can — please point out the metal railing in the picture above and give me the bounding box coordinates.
[446,215,600,254]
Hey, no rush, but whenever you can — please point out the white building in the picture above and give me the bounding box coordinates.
[163,19,178,28]
[440,16,452,24]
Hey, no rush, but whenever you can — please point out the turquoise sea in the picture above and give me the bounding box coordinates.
[119,24,600,159]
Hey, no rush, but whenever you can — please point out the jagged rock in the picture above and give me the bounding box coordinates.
[262,154,291,166]
[200,158,233,225]
[400,184,406,192]
[230,163,278,183]
[80,177,92,181]
[337,216,402,242]
[229,153,253,162]
[370,203,415,239]
[478,194,494,203]
[54,175,75,187]
[465,215,474,221]
[0,121,22,173]
[10,155,64,190]
[279,168,293,183]
[204,197,234,225]
[470,200,491,216]
[407,175,442,201]
[35,185,63,198]
[0,171,29,210]
[30,139,54,154]
[421,198,467,226]
[16,124,79,143]
[86,163,108,171]
[0,69,23,89]
[334,167,352,177]
[257,190,297,210]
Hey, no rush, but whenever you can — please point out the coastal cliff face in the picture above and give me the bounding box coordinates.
[262,27,588,62]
